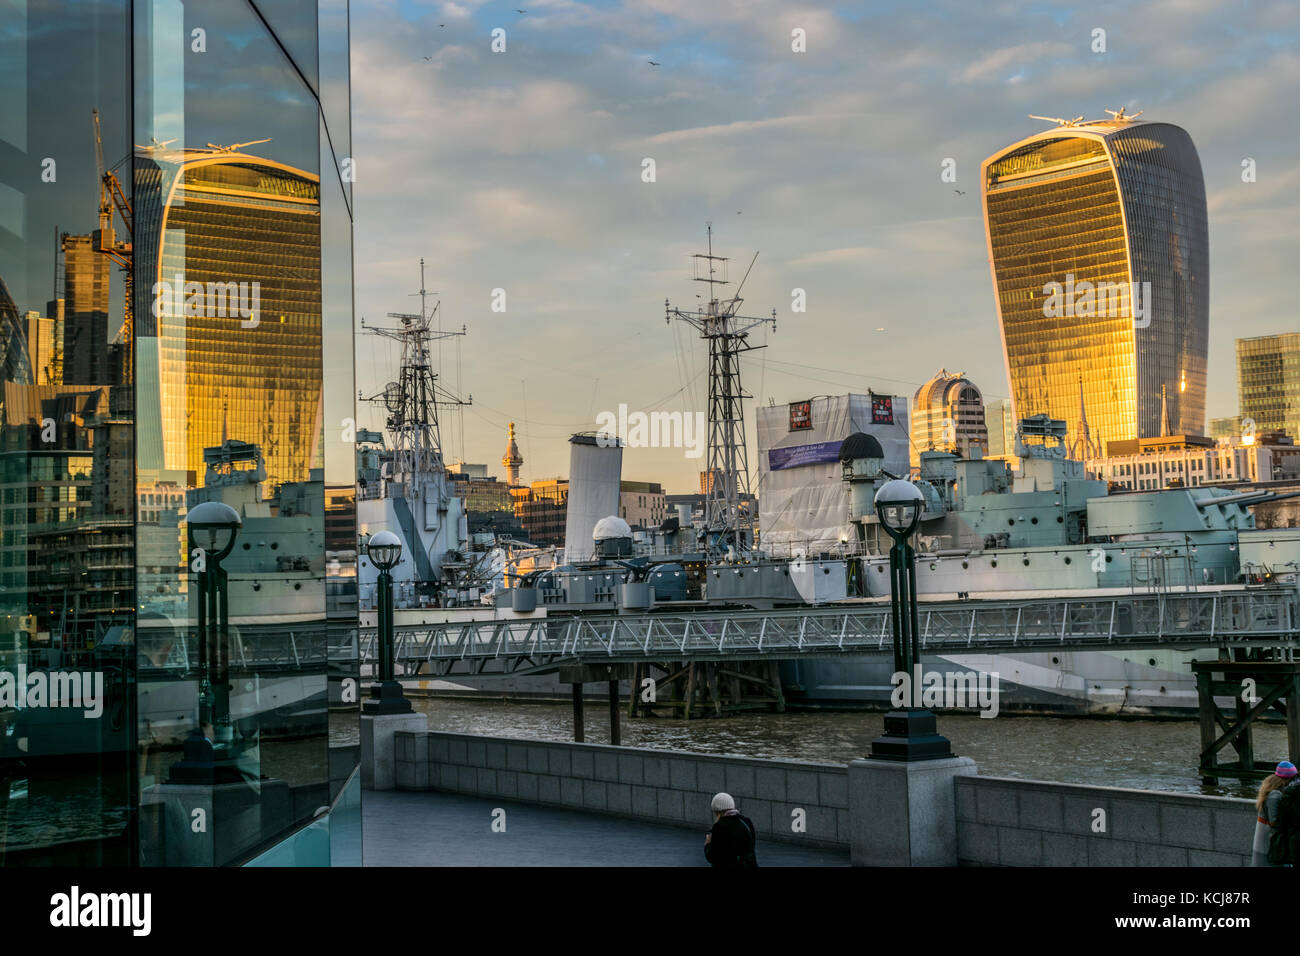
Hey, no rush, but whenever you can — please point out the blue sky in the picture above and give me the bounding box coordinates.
[350,0,1300,493]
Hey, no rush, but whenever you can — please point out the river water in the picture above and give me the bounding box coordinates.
[409,697,1287,800]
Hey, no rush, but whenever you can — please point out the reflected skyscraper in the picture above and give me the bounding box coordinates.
[134,152,322,485]
[981,112,1209,455]
[0,278,33,386]
[60,234,112,385]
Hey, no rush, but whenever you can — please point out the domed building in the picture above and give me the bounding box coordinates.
[910,369,989,470]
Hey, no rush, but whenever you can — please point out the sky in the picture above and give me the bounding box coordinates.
[349,0,1300,495]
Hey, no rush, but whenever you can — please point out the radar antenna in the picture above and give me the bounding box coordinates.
[360,258,471,490]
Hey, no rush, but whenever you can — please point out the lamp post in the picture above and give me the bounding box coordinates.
[187,500,241,748]
[364,530,412,714]
[869,479,952,761]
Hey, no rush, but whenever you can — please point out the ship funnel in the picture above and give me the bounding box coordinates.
[564,432,623,561]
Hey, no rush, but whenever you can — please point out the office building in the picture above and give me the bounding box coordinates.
[981,113,1209,456]
[1238,333,1300,443]
[133,151,322,485]
[619,480,666,529]
[60,234,112,385]
[910,369,989,469]
[1209,416,1243,441]
[1088,432,1300,490]
[512,479,569,547]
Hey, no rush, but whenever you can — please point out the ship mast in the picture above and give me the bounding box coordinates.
[360,259,470,492]
[665,224,776,558]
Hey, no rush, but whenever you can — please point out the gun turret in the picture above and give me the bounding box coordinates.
[1192,489,1300,510]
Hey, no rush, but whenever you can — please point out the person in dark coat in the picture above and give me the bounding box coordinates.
[704,792,757,867]
[1271,773,1300,866]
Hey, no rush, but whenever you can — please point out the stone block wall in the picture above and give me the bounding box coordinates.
[394,731,850,849]
[955,775,1255,866]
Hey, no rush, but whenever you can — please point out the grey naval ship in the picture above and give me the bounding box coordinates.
[355,253,1300,718]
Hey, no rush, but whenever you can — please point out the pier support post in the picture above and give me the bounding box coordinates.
[847,755,976,866]
[608,679,621,745]
[572,683,585,743]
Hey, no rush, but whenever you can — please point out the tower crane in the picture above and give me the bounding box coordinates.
[91,108,134,383]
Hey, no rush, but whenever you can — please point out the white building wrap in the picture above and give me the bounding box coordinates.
[756,393,911,555]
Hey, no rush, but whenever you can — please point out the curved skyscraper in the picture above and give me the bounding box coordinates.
[133,151,322,486]
[981,114,1209,455]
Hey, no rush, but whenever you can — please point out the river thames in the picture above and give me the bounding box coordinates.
[408,697,1288,800]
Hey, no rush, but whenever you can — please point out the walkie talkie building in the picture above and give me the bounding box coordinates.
[981,115,1209,455]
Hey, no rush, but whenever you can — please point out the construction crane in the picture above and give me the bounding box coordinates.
[91,108,134,383]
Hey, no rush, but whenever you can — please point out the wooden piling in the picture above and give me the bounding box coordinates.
[572,682,584,743]
[608,679,621,745]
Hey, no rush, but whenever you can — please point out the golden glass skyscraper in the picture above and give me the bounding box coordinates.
[134,152,322,485]
[981,114,1209,456]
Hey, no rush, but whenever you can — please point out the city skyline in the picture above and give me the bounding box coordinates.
[350,0,1300,493]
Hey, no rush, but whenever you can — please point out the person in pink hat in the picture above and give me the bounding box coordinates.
[1254,761,1297,866]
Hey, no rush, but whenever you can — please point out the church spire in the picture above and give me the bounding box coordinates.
[1069,373,1100,460]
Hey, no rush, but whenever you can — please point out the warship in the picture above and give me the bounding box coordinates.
[356,247,1300,716]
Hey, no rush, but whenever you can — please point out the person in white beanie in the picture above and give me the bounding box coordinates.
[704,792,757,867]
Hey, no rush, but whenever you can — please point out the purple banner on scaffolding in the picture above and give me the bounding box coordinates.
[768,440,843,470]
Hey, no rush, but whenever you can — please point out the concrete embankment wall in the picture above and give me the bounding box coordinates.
[395,731,851,849]
[393,732,1258,865]
[955,775,1255,866]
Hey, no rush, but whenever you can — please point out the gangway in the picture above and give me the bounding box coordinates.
[357,586,1300,678]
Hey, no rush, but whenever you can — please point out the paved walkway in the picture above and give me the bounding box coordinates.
[363,790,850,867]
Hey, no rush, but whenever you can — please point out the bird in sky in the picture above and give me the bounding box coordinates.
[954,188,966,195]
[648,59,660,66]
[439,23,445,27]
[422,55,433,60]
[517,8,526,13]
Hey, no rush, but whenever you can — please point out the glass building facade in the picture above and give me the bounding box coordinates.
[981,120,1209,456]
[1238,333,1300,444]
[1,0,358,866]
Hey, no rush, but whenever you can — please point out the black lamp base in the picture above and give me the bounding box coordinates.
[869,709,954,761]
[362,680,414,715]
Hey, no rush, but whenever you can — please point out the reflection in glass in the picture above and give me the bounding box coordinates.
[3,0,355,869]
[1,0,134,867]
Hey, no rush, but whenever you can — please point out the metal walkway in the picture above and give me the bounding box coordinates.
[359,587,1300,677]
